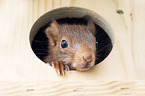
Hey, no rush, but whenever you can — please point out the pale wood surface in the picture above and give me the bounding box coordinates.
[0,0,145,95]
[0,81,145,96]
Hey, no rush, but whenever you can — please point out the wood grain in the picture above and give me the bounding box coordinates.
[0,81,145,96]
[0,0,145,95]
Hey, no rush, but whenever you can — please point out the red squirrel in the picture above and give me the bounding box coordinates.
[44,17,96,76]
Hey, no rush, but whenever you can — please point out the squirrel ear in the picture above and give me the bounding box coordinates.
[85,16,96,36]
[45,20,60,46]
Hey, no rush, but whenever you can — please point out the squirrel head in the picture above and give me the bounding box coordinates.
[45,17,96,71]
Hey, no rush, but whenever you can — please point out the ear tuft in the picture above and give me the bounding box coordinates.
[84,16,96,36]
[45,20,60,47]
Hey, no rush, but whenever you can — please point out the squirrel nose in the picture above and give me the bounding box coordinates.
[83,54,93,63]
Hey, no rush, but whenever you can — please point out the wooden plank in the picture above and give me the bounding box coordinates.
[0,0,145,94]
[0,81,145,95]
[132,0,145,80]
[1,0,145,95]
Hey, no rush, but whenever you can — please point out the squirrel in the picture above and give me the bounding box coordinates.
[44,17,96,76]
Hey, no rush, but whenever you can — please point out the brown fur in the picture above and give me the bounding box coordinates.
[44,18,96,71]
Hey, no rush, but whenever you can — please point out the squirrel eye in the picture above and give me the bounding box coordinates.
[61,40,68,49]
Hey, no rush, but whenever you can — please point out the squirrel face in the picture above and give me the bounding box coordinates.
[44,18,96,71]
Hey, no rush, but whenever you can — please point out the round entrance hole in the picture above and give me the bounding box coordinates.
[30,7,113,70]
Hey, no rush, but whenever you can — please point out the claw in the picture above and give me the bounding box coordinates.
[57,69,60,76]
[50,61,69,76]
[55,61,61,76]
[61,69,65,76]
[50,61,55,68]
[60,62,65,76]
[65,65,70,71]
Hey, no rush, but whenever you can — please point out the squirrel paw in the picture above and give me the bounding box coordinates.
[50,61,69,76]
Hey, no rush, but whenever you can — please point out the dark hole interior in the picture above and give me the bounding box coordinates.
[31,17,113,66]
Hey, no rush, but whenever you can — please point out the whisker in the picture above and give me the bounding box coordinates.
[97,39,111,46]
[35,53,48,55]
[97,44,112,52]
[95,56,105,60]
[96,53,108,56]
[34,49,48,51]
[33,39,48,45]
